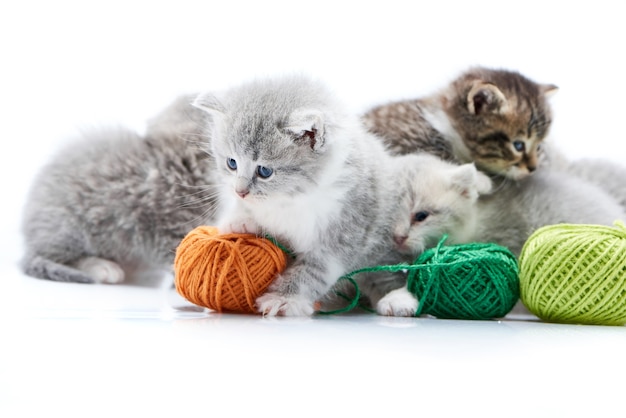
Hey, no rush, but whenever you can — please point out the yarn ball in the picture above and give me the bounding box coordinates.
[519,221,626,326]
[174,226,288,313]
[406,241,520,320]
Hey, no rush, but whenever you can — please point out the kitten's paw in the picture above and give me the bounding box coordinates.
[74,257,125,284]
[218,218,259,235]
[376,288,418,317]
[256,292,315,317]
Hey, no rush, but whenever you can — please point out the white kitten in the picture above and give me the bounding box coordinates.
[381,156,626,316]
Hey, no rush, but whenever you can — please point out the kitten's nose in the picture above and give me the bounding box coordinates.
[236,189,249,199]
[394,235,408,247]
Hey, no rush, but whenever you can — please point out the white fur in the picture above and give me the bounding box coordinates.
[376,287,419,317]
[74,257,125,284]
[421,107,471,162]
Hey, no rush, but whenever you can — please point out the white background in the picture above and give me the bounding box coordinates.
[2,0,626,242]
[1,1,626,417]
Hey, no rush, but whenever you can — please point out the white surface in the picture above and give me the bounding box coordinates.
[2,1,626,417]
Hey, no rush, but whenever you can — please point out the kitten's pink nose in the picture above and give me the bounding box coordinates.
[394,235,408,247]
[236,189,249,199]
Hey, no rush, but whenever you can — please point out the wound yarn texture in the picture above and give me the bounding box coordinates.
[174,226,287,313]
[407,239,520,319]
[519,221,626,326]
[330,236,520,319]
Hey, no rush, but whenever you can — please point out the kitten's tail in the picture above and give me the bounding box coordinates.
[20,254,95,284]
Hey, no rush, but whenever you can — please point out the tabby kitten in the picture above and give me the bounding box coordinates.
[380,155,626,316]
[192,76,441,316]
[362,66,558,180]
[20,125,218,284]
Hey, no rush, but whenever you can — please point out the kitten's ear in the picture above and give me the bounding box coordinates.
[540,84,559,98]
[192,92,226,116]
[467,81,509,115]
[285,109,325,151]
[450,163,493,199]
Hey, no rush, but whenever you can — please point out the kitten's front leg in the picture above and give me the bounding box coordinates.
[256,255,340,317]
[358,271,417,317]
[376,287,419,317]
[217,204,259,235]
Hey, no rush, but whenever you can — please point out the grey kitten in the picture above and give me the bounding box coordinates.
[394,156,625,258]
[192,75,429,316]
[20,125,218,284]
[381,154,626,316]
[362,66,558,180]
[561,158,626,209]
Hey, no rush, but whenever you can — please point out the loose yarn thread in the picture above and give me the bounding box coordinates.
[325,236,520,320]
[174,227,519,319]
[174,226,288,313]
[519,221,626,326]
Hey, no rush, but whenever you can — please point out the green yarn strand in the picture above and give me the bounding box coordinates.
[320,235,520,320]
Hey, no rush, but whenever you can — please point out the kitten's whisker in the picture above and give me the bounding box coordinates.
[175,190,220,209]
[178,205,219,227]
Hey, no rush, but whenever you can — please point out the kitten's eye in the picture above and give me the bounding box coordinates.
[413,211,430,223]
[226,158,237,170]
[513,141,525,152]
[257,165,274,179]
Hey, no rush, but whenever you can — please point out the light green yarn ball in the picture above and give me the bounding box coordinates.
[519,221,626,326]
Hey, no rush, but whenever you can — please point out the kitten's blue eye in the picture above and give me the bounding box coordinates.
[257,165,273,179]
[513,141,525,152]
[226,158,237,170]
[413,211,430,223]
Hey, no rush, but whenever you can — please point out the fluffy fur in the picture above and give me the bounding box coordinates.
[20,126,218,284]
[381,154,626,316]
[561,158,626,209]
[362,66,558,180]
[193,76,432,316]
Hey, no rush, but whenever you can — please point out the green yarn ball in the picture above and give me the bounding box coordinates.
[519,221,626,326]
[407,240,520,320]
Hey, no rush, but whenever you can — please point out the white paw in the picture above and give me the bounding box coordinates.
[256,292,315,317]
[376,287,418,317]
[218,218,259,235]
[74,257,125,284]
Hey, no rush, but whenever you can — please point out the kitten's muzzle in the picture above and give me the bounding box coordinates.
[394,235,409,250]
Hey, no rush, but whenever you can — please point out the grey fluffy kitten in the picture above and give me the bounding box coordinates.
[380,154,626,316]
[191,76,439,316]
[20,125,218,284]
[362,66,558,180]
[561,158,626,210]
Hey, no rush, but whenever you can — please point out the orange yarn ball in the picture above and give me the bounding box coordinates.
[174,226,288,313]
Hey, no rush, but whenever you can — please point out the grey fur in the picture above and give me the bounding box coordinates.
[395,156,626,258]
[475,172,625,255]
[21,125,219,284]
[193,76,421,316]
[561,158,626,210]
[383,155,626,316]
[362,66,558,180]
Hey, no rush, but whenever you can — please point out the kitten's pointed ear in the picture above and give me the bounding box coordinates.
[192,92,226,116]
[285,109,325,151]
[540,84,559,98]
[467,81,509,115]
[450,163,493,199]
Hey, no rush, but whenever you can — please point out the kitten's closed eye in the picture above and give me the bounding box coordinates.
[480,132,510,144]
